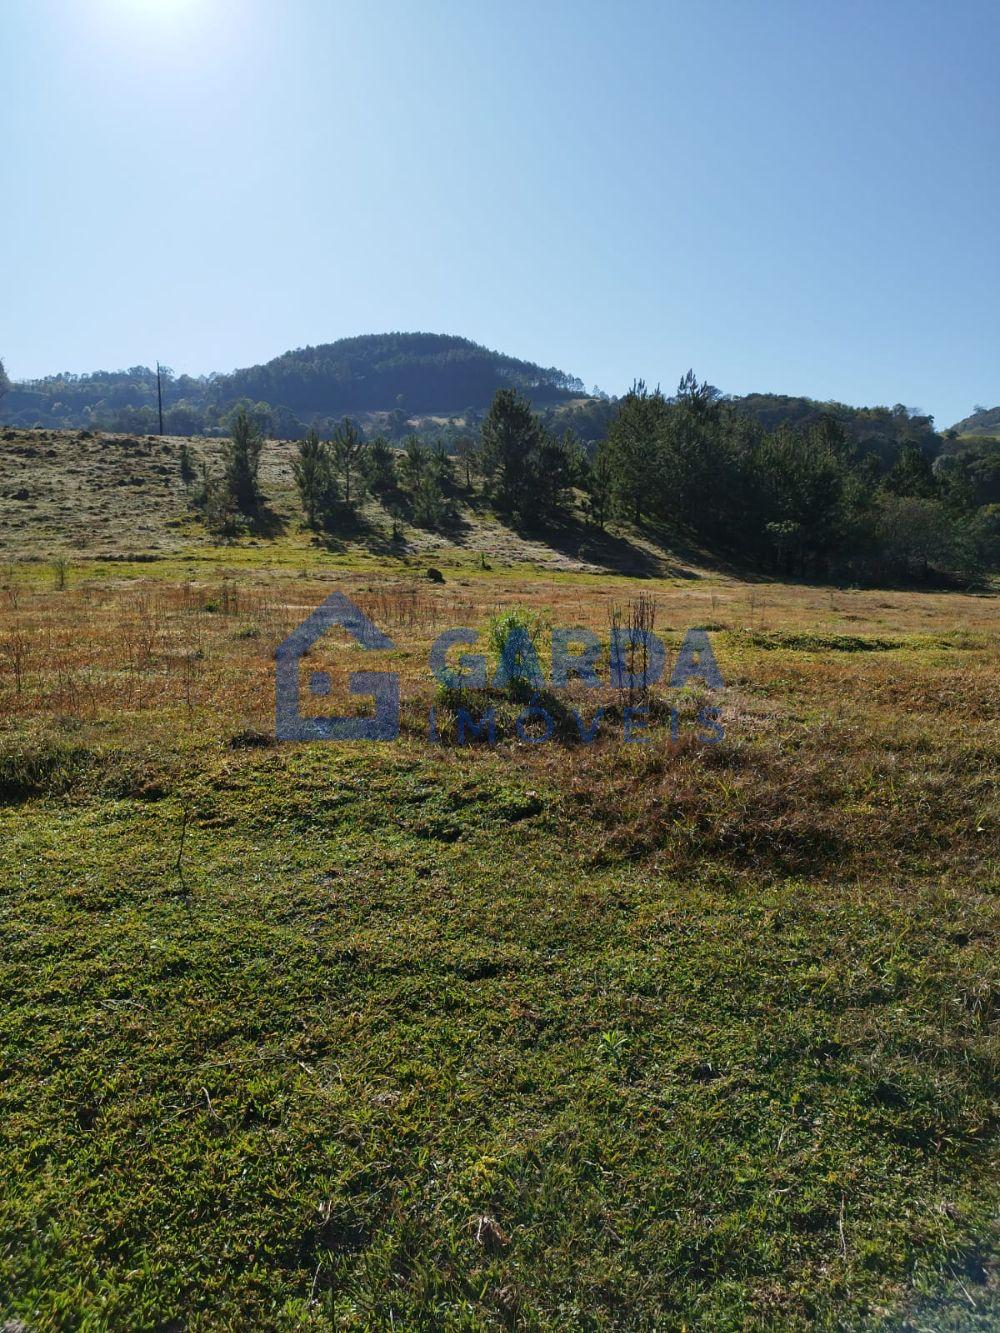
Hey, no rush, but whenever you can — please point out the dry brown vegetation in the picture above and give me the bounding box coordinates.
[1,556,995,888]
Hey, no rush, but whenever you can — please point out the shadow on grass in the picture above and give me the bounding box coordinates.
[314,505,407,557]
[248,501,288,540]
[510,511,698,579]
[384,488,476,546]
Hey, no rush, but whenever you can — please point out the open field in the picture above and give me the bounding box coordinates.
[1,432,998,1329]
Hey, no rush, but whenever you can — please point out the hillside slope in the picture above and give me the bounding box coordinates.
[949,405,1000,437]
[0,428,674,576]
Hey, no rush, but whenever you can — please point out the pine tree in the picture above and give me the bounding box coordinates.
[293,430,336,528]
[411,473,451,530]
[429,441,456,492]
[585,444,614,529]
[454,435,479,489]
[224,407,263,513]
[364,435,397,496]
[603,382,666,525]
[480,387,544,518]
[331,418,367,508]
[536,428,581,518]
[400,436,430,491]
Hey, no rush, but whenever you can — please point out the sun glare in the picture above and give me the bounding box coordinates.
[92,0,219,61]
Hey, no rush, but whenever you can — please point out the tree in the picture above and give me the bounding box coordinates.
[400,436,430,491]
[751,422,848,574]
[386,497,405,542]
[224,407,263,513]
[225,398,273,439]
[536,428,581,519]
[429,441,456,493]
[480,387,544,518]
[165,403,202,437]
[191,462,242,539]
[585,444,614,529]
[270,404,304,439]
[652,371,742,538]
[0,358,10,405]
[411,473,453,531]
[330,417,366,508]
[454,435,480,489]
[972,504,1000,570]
[363,435,397,497]
[935,440,1000,508]
[884,441,937,498]
[603,382,667,524]
[874,495,972,581]
[293,430,336,528]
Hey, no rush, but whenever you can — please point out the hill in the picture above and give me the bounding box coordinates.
[214,332,584,416]
[949,404,1000,437]
[0,333,585,436]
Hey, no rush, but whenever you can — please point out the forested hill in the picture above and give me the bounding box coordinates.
[220,333,585,414]
[0,333,586,435]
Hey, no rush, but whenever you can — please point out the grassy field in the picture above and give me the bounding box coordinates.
[1,431,998,1329]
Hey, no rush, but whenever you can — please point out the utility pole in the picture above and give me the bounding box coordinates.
[156,362,164,435]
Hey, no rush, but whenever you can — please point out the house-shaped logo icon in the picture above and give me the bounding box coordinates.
[275,591,399,742]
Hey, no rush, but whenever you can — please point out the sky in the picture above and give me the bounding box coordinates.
[2,0,998,428]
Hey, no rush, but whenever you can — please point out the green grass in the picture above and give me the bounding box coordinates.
[0,459,997,1327]
[1,736,996,1329]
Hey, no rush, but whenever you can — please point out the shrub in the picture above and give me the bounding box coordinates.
[178,442,196,486]
[486,607,546,693]
[411,474,454,531]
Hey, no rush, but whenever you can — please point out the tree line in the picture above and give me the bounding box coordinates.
[189,380,998,585]
[589,375,998,583]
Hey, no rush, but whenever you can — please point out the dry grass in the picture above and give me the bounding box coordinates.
[1,561,995,894]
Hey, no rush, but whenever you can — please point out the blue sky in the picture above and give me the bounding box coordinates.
[2,0,997,427]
